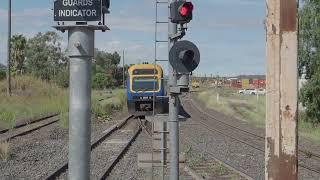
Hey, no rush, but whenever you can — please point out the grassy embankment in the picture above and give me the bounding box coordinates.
[0,76,127,129]
[0,76,127,161]
[196,88,320,143]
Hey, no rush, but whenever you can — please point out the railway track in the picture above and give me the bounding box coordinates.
[189,98,320,160]
[185,98,320,177]
[45,115,142,180]
[0,114,59,142]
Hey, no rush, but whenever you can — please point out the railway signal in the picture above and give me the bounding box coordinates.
[170,1,193,24]
[168,0,200,92]
[168,1,199,179]
[169,40,200,73]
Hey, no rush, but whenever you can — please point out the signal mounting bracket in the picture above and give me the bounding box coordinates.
[169,86,190,94]
[169,31,185,40]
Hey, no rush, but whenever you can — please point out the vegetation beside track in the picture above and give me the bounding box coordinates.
[0,76,127,129]
[195,88,320,143]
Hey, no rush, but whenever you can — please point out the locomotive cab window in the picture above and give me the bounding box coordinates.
[132,77,159,92]
[133,69,158,75]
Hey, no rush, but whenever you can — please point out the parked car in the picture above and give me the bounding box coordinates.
[238,89,256,95]
[238,88,266,95]
[256,88,266,95]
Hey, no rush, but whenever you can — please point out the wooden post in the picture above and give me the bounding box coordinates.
[265,0,298,179]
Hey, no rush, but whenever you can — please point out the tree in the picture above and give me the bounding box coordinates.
[25,31,67,81]
[10,34,27,75]
[92,49,123,87]
[0,63,6,80]
[94,49,121,71]
[299,0,320,78]
[299,0,320,124]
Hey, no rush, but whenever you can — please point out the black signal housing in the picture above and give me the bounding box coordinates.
[170,1,193,24]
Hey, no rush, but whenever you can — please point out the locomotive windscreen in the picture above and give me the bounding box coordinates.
[133,69,158,75]
[132,77,159,91]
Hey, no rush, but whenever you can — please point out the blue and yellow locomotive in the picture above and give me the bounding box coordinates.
[127,64,169,116]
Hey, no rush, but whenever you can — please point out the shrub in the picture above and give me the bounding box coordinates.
[92,73,114,89]
[0,70,5,80]
[300,69,320,124]
[55,69,69,88]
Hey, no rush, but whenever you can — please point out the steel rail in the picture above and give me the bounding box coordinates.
[187,100,320,175]
[189,98,320,162]
[0,115,59,142]
[99,127,142,179]
[0,113,59,134]
[45,115,134,180]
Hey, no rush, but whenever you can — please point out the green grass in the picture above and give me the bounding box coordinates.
[299,112,320,142]
[212,163,227,176]
[197,88,265,128]
[185,145,205,168]
[0,76,69,128]
[92,89,127,121]
[0,76,127,129]
[0,141,10,162]
[196,88,320,143]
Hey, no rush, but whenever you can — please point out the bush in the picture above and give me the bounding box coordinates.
[55,69,69,88]
[92,89,127,119]
[300,69,320,124]
[92,73,114,89]
[0,70,5,80]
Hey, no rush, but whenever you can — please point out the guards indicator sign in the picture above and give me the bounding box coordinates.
[54,0,102,21]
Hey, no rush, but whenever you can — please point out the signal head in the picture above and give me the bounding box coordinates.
[170,1,194,24]
[179,2,193,17]
[169,40,200,73]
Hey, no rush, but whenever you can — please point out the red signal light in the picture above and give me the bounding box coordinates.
[179,2,193,17]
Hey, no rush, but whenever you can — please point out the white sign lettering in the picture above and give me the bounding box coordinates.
[62,0,93,7]
[54,0,101,21]
[59,9,97,17]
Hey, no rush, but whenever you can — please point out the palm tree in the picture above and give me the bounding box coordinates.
[11,34,27,75]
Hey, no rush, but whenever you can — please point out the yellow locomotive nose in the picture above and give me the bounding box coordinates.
[127,64,168,116]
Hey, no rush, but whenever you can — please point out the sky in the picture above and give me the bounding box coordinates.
[0,0,266,76]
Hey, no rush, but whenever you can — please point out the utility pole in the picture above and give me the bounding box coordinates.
[6,0,11,96]
[168,0,179,179]
[123,50,125,88]
[265,0,298,179]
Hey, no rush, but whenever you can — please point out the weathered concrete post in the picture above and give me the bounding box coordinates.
[265,0,298,179]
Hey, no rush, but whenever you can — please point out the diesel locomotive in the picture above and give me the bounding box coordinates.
[127,64,169,116]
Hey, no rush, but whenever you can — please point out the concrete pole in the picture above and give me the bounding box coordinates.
[6,0,11,97]
[123,50,125,88]
[68,27,94,180]
[265,0,298,179]
[168,0,179,179]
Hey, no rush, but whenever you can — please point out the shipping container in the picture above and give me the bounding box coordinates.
[242,79,250,89]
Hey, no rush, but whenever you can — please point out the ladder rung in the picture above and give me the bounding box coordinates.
[155,59,168,62]
[154,131,169,134]
[152,165,167,168]
[153,148,168,150]
[156,1,168,4]
[153,149,169,153]
[156,21,168,24]
[156,40,168,43]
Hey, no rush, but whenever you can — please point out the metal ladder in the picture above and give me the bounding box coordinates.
[151,0,169,179]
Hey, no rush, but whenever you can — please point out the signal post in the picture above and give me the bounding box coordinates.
[168,1,200,179]
[53,1,110,179]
